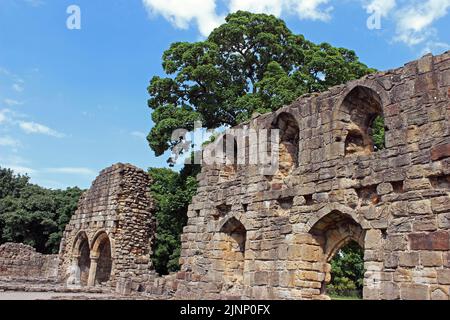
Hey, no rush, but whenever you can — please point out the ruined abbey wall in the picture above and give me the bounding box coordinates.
[58,163,156,291]
[0,243,59,280]
[174,52,450,300]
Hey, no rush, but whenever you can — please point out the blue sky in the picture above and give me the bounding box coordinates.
[0,0,449,189]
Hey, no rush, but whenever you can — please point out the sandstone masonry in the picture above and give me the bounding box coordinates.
[173,52,450,300]
[58,163,156,293]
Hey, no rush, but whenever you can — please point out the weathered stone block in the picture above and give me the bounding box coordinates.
[400,283,429,300]
[409,231,450,251]
[420,251,443,267]
[399,252,419,267]
[431,143,450,161]
[437,269,450,285]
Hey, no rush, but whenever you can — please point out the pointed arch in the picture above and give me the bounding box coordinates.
[272,112,300,178]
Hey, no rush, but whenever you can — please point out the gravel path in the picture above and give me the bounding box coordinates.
[0,291,113,300]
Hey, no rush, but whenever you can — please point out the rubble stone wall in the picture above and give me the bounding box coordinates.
[0,243,59,280]
[174,52,450,300]
[58,163,156,291]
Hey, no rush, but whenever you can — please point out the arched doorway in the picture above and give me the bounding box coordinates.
[89,232,112,286]
[272,112,299,179]
[340,86,386,155]
[71,231,90,286]
[218,217,247,293]
[309,210,365,299]
[327,241,364,299]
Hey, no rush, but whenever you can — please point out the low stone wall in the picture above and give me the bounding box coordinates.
[0,243,59,280]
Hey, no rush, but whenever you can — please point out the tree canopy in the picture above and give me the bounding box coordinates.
[147,10,376,157]
[149,165,200,274]
[0,167,83,254]
[328,241,365,298]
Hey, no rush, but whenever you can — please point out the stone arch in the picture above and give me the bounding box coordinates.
[305,203,369,233]
[308,210,366,298]
[216,216,247,294]
[70,231,90,286]
[88,230,112,286]
[271,112,300,178]
[334,84,387,156]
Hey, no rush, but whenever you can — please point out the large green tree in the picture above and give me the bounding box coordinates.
[328,241,365,298]
[149,165,200,275]
[147,10,375,156]
[0,167,83,254]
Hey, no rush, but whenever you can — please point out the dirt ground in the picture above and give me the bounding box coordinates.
[0,291,120,300]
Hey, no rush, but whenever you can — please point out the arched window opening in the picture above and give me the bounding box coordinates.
[218,134,238,182]
[327,241,364,299]
[309,210,365,300]
[78,238,91,286]
[219,217,247,292]
[71,232,90,286]
[96,237,112,284]
[272,112,299,179]
[90,232,112,286]
[341,86,385,156]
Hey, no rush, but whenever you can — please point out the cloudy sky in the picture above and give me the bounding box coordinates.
[0,0,449,189]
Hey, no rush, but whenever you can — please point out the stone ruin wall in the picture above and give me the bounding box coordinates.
[0,243,59,280]
[58,163,156,291]
[0,52,449,301]
[173,52,450,300]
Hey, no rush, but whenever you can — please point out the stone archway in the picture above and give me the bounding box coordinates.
[338,86,385,156]
[69,231,90,286]
[88,231,112,286]
[217,217,247,294]
[272,112,300,179]
[308,210,366,298]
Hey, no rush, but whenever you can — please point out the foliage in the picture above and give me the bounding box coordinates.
[149,164,200,275]
[371,115,386,151]
[328,241,365,298]
[0,166,84,254]
[147,10,376,157]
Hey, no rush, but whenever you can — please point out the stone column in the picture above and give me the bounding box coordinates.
[87,256,99,287]
[67,255,81,286]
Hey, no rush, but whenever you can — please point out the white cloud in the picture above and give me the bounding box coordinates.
[19,121,65,138]
[131,131,147,139]
[0,136,21,148]
[295,0,332,21]
[45,167,97,176]
[364,0,396,17]
[4,165,35,175]
[3,99,23,107]
[12,83,24,92]
[229,0,333,21]
[142,0,224,37]
[229,0,284,16]
[421,40,450,55]
[45,167,96,176]
[0,111,6,124]
[394,0,450,46]
[143,0,333,37]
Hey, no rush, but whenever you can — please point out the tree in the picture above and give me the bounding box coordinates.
[328,241,365,298]
[149,164,200,275]
[371,115,386,151]
[0,166,83,254]
[147,10,376,157]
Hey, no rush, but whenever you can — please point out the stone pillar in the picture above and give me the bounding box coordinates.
[87,256,98,287]
[67,255,81,286]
